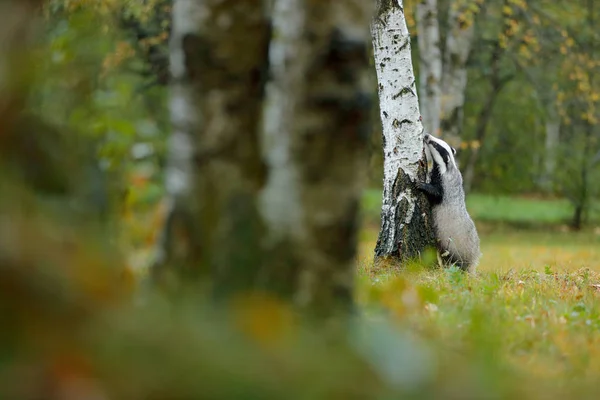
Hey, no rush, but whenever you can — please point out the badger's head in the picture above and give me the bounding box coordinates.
[423,133,458,176]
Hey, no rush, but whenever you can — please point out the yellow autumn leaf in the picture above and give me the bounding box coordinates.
[566,37,575,48]
[231,293,297,348]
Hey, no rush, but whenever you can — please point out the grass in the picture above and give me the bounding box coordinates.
[356,190,600,392]
[356,265,600,390]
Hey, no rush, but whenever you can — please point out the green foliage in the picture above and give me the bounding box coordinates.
[34,2,170,260]
[463,77,542,194]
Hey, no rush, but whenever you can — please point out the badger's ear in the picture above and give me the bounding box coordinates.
[452,147,457,156]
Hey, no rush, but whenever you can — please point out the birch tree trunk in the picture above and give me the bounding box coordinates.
[440,1,478,147]
[372,0,436,264]
[462,85,500,194]
[260,0,373,315]
[153,0,270,296]
[416,0,442,136]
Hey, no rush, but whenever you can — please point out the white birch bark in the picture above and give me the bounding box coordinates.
[257,0,304,299]
[260,0,373,314]
[372,0,435,262]
[440,1,478,146]
[153,0,270,295]
[416,0,442,135]
[259,0,304,246]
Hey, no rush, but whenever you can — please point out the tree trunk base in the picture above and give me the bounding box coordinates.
[374,165,437,268]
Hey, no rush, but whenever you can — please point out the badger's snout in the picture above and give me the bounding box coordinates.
[423,133,431,143]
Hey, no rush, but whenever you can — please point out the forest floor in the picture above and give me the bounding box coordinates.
[356,191,600,390]
[110,191,600,396]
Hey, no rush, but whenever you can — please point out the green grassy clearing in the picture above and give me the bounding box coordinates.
[357,191,600,389]
[355,265,600,391]
[360,189,600,272]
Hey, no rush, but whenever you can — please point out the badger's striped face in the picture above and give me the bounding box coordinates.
[423,133,457,175]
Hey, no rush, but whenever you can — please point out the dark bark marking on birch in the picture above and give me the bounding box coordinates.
[392,86,415,99]
[376,0,402,22]
[254,20,273,100]
[182,33,212,82]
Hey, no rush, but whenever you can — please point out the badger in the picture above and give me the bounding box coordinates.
[416,133,481,273]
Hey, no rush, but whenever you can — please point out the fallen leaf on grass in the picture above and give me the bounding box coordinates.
[424,303,438,313]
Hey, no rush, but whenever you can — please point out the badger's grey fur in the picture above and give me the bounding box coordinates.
[417,133,481,273]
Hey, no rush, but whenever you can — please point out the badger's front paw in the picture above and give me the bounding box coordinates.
[415,181,442,202]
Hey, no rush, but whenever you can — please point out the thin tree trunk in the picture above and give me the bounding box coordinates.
[462,86,499,194]
[439,1,479,147]
[541,104,560,191]
[372,0,436,265]
[571,0,595,230]
[462,7,512,194]
[572,122,592,230]
[516,62,562,192]
[153,0,270,297]
[260,0,373,316]
[416,0,442,135]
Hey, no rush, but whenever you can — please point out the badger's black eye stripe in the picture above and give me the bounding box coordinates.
[431,142,450,165]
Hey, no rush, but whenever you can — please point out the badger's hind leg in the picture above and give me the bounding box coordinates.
[437,247,476,274]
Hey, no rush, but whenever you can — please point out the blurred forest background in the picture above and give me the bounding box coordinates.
[2,0,600,399]
[31,0,600,268]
